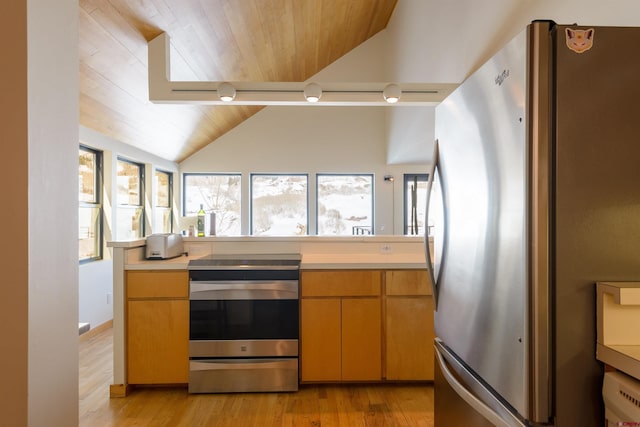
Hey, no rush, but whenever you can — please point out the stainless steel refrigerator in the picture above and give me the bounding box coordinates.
[426,20,640,426]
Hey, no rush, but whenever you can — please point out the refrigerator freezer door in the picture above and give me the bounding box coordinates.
[434,27,529,417]
[435,340,525,427]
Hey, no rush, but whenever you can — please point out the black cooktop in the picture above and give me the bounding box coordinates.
[187,254,301,270]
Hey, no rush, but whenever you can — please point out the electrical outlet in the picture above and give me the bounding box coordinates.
[380,244,393,254]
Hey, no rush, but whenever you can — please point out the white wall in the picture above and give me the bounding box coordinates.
[27,0,79,425]
[79,126,179,331]
[180,106,426,235]
[310,30,391,82]
[309,30,431,165]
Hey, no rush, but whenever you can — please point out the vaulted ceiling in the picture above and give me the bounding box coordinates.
[79,0,398,162]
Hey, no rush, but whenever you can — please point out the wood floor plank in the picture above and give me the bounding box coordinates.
[79,327,434,426]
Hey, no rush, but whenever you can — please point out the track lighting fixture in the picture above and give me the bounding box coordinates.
[303,83,322,103]
[383,84,401,103]
[217,82,236,102]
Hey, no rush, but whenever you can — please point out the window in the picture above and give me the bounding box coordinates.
[116,158,145,239]
[183,174,241,236]
[317,174,373,235]
[154,170,173,233]
[251,174,308,236]
[404,174,429,235]
[78,146,103,261]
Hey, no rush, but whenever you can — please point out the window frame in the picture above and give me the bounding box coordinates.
[79,145,103,263]
[154,169,173,233]
[316,173,374,236]
[116,157,145,239]
[403,173,429,236]
[250,173,309,236]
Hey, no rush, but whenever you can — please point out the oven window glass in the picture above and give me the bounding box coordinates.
[190,300,299,340]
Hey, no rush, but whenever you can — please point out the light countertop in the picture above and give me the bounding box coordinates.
[125,252,427,270]
[300,253,426,270]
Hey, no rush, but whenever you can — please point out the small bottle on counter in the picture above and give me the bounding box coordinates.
[197,204,205,237]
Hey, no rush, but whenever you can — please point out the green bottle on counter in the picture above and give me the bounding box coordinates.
[197,204,205,237]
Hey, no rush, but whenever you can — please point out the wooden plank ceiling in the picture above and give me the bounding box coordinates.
[79,0,398,162]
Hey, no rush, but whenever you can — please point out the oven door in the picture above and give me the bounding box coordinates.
[189,280,299,358]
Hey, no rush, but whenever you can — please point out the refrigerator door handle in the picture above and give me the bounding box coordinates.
[435,340,525,427]
[425,140,441,308]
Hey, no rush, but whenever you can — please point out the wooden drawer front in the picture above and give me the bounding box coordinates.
[385,270,431,296]
[126,270,188,299]
[301,270,381,297]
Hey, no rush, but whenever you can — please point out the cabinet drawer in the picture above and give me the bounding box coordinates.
[126,270,189,299]
[385,270,431,296]
[301,270,381,297]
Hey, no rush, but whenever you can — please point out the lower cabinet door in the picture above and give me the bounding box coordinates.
[127,299,189,384]
[341,297,381,381]
[300,298,341,381]
[385,296,434,380]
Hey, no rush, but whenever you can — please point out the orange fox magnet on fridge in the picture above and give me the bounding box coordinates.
[565,28,595,53]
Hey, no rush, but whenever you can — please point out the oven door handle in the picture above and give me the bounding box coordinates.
[190,280,298,299]
[190,358,296,371]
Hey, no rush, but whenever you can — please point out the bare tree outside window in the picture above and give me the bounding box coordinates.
[154,170,172,233]
[184,174,241,236]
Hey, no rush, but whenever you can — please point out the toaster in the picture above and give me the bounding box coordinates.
[146,233,184,259]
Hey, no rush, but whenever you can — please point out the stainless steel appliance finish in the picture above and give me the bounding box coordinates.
[429,21,640,426]
[187,254,301,394]
[145,233,184,259]
[189,358,298,394]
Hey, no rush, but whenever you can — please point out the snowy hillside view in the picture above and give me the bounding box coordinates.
[184,174,373,236]
[251,175,308,235]
[317,175,373,235]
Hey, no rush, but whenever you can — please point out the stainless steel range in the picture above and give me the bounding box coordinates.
[187,254,300,393]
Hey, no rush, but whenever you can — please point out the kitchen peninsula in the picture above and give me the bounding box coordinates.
[108,235,432,397]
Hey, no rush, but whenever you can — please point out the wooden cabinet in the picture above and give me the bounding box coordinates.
[341,297,382,381]
[300,298,341,381]
[126,270,189,385]
[384,270,434,381]
[300,270,382,382]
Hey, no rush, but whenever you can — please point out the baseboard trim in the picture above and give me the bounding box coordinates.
[109,383,131,398]
[79,319,113,342]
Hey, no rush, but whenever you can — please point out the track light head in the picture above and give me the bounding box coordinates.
[383,84,401,103]
[304,82,322,103]
[217,82,236,102]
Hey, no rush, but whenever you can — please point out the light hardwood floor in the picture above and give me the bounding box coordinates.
[79,327,434,426]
